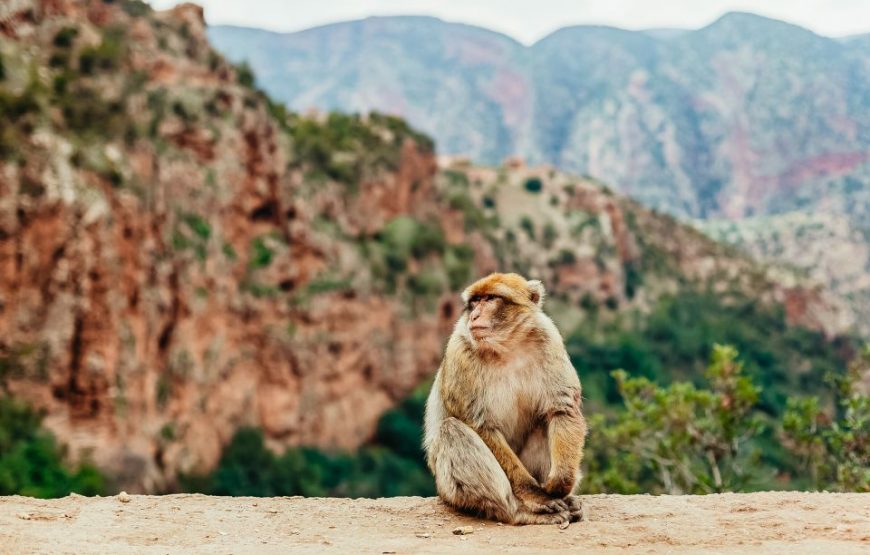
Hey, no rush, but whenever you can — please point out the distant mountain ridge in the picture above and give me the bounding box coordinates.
[209,12,869,220]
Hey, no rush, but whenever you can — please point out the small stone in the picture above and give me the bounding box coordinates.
[558,520,570,530]
[118,491,131,503]
[452,525,474,535]
[415,532,433,538]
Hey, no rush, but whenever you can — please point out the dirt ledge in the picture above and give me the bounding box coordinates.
[2,492,868,554]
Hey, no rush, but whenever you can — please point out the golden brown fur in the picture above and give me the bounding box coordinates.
[424,273,587,525]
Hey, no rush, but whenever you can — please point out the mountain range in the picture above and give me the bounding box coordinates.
[209,13,870,220]
[208,13,870,332]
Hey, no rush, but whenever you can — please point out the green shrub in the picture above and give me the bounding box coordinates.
[782,347,869,492]
[524,177,543,193]
[542,222,558,248]
[120,0,151,17]
[623,260,642,299]
[234,61,255,88]
[0,397,105,497]
[583,345,764,494]
[519,216,535,240]
[181,213,211,240]
[79,28,125,74]
[445,245,475,290]
[53,27,79,48]
[249,237,274,269]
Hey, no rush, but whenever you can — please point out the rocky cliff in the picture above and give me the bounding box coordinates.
[0,0,854,492]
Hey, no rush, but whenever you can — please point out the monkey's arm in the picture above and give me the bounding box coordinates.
[542,386,587,497]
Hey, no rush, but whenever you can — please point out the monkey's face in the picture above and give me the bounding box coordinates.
[459,273,546,351]
[467,293,505,340]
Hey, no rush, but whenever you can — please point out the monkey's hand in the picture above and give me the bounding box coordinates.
[515,483,569,514]
[564,494,585,522]
[542,471,577,498]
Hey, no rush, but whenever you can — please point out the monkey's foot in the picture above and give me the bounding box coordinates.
[513,509,572,526]
[516,485,569,514]
[565,494,585,522]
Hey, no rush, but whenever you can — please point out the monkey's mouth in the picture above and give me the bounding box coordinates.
[470,325,490,336]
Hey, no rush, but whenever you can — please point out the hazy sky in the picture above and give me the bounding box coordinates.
[150,0,869,43]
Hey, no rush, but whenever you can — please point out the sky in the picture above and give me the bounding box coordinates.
[149,0,869,43]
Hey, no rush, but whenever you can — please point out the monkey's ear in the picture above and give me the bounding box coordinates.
[527,280,545,307]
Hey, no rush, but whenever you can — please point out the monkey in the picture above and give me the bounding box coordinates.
[423,273,587,525]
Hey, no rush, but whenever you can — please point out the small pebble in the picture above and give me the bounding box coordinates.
[558,521,570,530]
[118,491,131,503]
[452,525,474,535]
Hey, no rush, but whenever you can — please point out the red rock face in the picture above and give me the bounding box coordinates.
[0,0,465,491]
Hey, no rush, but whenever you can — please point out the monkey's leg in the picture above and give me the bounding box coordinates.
[431,417,570,525]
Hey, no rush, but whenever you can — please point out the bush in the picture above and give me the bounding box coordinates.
[782,347,869,492]
[184,381,436,498]
[53,27,79,48]
[519,216,535,240]
[234,61,256,89]
[583,345,764,494]
[79,28,125,74]
[0,397,105,497]
[249,236,274,269]
[524,177,543,193]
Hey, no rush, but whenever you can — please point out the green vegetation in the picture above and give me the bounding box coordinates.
[566,289,845,416]
[583,345,765,494]
[185,384,435,497]
[191,341,866,499]
[0,397,105,497]
[364,216,449,295]
[248,236,274,269]
[234,61,255,89]
[524,177,543,193]
[172,212,212,262]
[782,347,869,492]
[288,112,434,185]
[79,27,126,75]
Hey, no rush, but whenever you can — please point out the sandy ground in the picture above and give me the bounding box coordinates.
[1,492,868,554]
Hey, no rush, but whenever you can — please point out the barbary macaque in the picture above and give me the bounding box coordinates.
[424,273,587,525]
